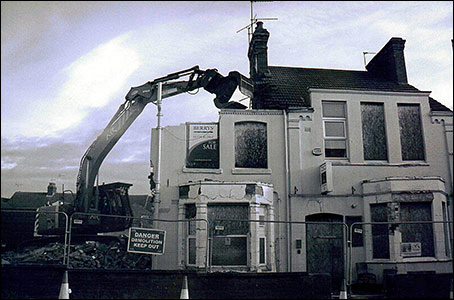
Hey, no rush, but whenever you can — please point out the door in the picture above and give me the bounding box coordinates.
[306,213,344,292]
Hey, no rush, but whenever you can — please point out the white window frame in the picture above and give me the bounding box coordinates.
[322,101,348,159]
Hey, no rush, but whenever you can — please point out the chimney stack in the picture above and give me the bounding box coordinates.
[47,182,57,196]
[248,21,270,80]
[366,37,408,84]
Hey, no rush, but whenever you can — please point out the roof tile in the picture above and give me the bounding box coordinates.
[257,66,451,111]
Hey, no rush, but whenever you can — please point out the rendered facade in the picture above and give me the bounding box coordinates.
[150,22,453,288]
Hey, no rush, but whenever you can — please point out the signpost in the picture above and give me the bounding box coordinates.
[127,227,166,255]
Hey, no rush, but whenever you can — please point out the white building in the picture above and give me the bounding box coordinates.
[149,22,453,291]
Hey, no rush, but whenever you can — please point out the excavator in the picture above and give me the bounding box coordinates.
[35,66,251,236]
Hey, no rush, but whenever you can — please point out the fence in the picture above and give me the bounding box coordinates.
[66,212,210,272]
[1,209,452,295]
[1,209,69,265]
[348,220,453,289]
[209,218,349,293]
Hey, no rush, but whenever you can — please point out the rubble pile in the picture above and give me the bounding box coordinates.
[1,240,152,270]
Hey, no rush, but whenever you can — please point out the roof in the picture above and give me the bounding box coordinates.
[1,192,68,210]
[428,97,452,112]
[258,66,450,112]
[1,192,150,210]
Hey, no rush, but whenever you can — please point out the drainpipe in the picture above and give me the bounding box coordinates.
[284,110,292,272]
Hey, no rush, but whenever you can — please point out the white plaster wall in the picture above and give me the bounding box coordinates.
[151,109,287,270]
[287,89,453,196]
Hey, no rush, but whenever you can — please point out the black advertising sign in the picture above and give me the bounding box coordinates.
[186,123,219,169]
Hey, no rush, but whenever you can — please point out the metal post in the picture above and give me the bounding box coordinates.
[151,82,163,270]
[154,82,163,223]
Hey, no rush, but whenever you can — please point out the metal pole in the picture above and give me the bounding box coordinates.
[151,82,163,270]
[154,82,163,222]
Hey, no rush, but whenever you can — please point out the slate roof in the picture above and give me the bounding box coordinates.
[259,66,451,112]
[1,192,69,210]
[428,97,452,112]
[1,192,149,210]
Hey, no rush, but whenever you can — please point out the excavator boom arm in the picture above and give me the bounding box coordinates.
[74,66,250,214]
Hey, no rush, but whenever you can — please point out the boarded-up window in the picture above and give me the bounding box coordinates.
[400,202,434,257]
[361,103,388,160]
[235,122,267,168]
[398,104,424,160]
[209,204,249,266]
[212,237,247,265]
[370,203,390,259]
[208,204,249,235]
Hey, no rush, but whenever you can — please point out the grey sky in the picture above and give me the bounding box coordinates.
[1,1,452,198]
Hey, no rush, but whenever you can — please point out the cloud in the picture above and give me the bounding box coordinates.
[1,159,17,170]
[0,136,85,197]
[2,33,140,139]
[1,1,452,198]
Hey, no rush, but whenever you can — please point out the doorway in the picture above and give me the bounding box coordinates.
[306,213,344,292]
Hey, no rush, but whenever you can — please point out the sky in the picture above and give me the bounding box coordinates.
[1,1,453,198]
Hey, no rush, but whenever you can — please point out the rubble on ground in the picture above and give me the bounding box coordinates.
[1,240,152,270]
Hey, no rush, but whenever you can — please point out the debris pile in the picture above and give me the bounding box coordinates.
[1,240,152,270]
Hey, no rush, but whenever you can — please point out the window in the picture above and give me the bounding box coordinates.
[322,101,347,158]
[397,104,425,160]
[185,204,196,265]
[259,237,266,264]
[370,203,390,259]
[259,215,265,226]
[442,202,451,258]
[235,122,267,168]
[208,204,249,266]
[361,103,388,160]
[400,202,434,257]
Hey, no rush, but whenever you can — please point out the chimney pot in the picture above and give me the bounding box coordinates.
[47,182,57,196]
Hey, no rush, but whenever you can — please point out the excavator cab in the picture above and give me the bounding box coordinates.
[36,182,133,235]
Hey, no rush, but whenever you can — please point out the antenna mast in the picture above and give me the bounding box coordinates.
[237,1,278,43]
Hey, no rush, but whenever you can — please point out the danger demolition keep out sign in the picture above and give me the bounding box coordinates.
[127,227,166,255]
